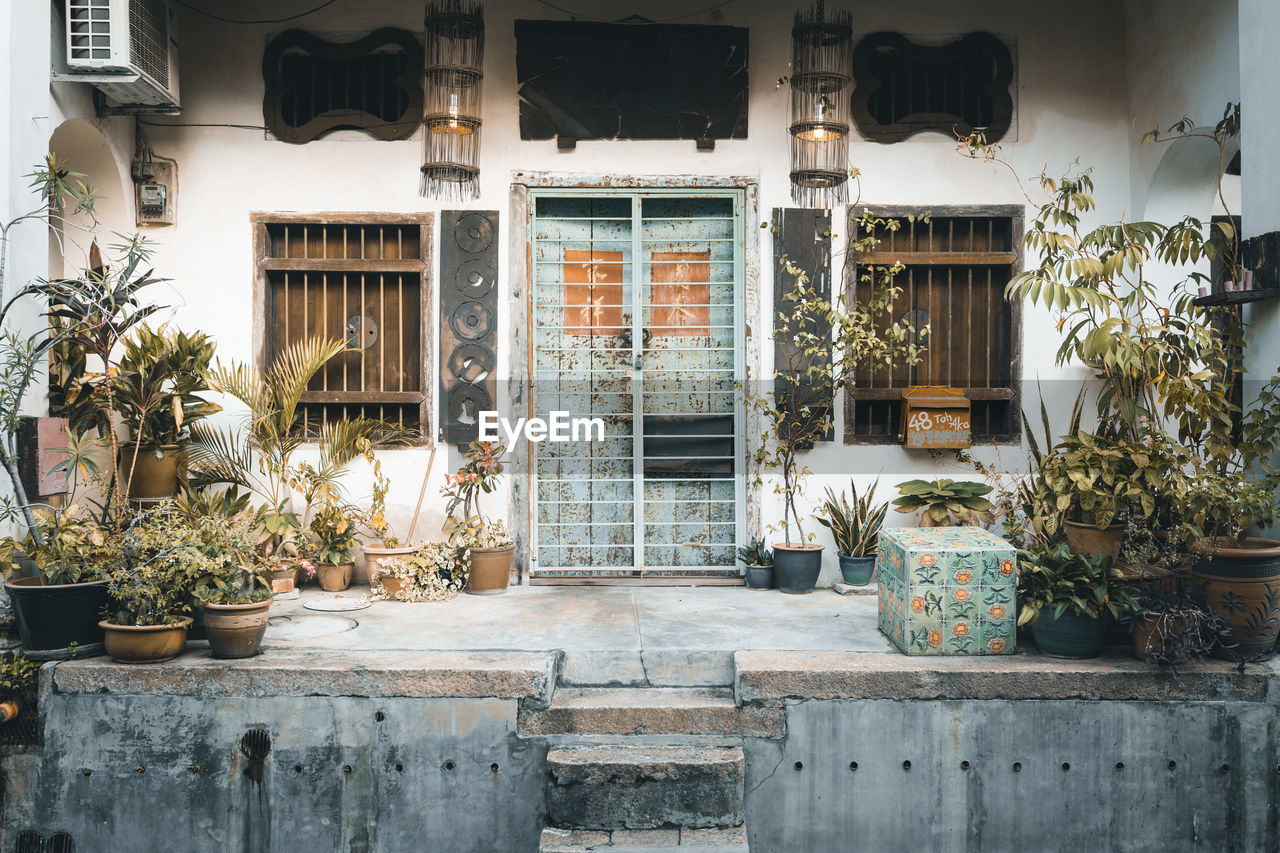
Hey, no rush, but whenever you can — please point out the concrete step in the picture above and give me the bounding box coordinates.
[519,688,782,738]
[539,827,749,852]
[546,745,745,831]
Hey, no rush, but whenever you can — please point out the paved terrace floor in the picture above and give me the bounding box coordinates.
[264,585,892,686]
[45,584,1244,703]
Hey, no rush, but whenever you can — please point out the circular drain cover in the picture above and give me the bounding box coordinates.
[266,614,358,641]
[304,597,372,613]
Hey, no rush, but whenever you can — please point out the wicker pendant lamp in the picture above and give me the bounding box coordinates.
[422,0,484,200]
[788,0,852,207]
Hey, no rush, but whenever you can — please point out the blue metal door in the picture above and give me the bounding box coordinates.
[529,189,744,580]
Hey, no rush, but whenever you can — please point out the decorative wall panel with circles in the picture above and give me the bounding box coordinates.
[440,210,500,444]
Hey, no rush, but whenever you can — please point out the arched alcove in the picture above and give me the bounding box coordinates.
[47,118,133,281]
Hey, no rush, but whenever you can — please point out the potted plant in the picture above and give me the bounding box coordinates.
[112,325,220,500]
[371,542,467,602]
[443,439,515,595]
[891,479,994,528]
[190,509,275,659]
[1,505,112,658]
[736,537,774,590]
[1017,541,1138,658]
[186,335,408,565]
[1127,588,1232,668]
[748,212,927,594]
[99,525,198,664]
[816,479,887,585]
[309,502,359,592]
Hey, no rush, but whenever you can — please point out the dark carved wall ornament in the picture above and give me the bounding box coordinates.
[262,28,423,144]
[850,32,1014,144]
[440,210,499,444]
[514,20,748,149]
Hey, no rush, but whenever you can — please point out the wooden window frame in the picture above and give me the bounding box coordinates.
[843,204,1023,445]
[251,211,435,445]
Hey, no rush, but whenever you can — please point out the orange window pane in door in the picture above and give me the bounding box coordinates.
[650,251,710,337]
[563,249,625,335]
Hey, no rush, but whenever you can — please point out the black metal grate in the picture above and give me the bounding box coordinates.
[128,0,169,87]
[240,728,272,761]
[846,208,1021,443]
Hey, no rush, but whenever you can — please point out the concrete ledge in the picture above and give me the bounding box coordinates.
[519,688,785,738]
[734,651,1277,704]
[51,650,560,706]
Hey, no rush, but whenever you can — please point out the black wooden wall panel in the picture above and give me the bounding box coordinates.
[772,207,833,444]
[440,210,499,445]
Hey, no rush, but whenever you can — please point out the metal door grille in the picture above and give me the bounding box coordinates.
[261,218,427,433]
[530,190,744,579]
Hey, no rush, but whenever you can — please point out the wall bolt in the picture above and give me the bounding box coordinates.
[1012,762,1022,772]
[134,766,145,774]
[902,760,911,771]
[343,765,353,774]
[81,769,91,777]
[187,765,200,774]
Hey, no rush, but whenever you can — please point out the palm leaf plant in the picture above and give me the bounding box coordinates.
[186,336,409,550]
[816,479,888,558]
[892,478,995,527]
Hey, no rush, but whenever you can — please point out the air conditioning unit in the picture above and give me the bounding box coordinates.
[64,0,180,109]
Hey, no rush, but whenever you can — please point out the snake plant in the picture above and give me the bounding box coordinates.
[816,479,889,558]
[735,537,773,567]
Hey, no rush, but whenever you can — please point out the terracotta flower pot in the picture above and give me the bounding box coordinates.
[359,545,417,586]
[100,617,192,664]
[773,544,823,594]
[1063,520,1125,563]
[201,600,272,659]
[378,575,407,598]
[1190,537,1280,659]
[467,545,514,595]
[1130,612,1194,662]
[269,568,296,594]
[317,562,354,592]
[118,444,182,500]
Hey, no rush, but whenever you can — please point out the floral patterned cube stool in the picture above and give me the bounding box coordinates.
[877,526,1018,655]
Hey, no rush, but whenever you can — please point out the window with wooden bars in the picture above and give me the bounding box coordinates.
[254,214,432,437]
[844,206,1022,443]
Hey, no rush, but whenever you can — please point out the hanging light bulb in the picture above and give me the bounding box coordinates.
[448,92,460,130]
[812,97,828,141]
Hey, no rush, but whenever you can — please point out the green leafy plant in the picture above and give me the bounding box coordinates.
[442,439,507,547]
[735,537,773,567]
[892,479,994,527]
[309,502,359,564]
[114,324,220,451]
[0,504,111,584]
[1033,431,1193,533]
[1016,541,1137,625]
[371,542,467,602]
[747,211,928,545]
[186,336,408,550]
[816,479,888,557]
[0,654,40,706]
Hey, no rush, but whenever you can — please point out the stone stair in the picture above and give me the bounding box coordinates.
[524,686,767,852]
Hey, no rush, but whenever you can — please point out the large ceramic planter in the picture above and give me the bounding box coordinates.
[1191,537,1280,659]
[359,545,417,586]
[1064,520,1125,563]
[467,545,514,595]
[773,545,823,594]
[317,562,354,592]
[201,600,272,659]
[838,554,876,586]
[100,617,192,664]
[743,563,774,590]
[4,576,109,659]
[118,444,182,500]
[1031,608,1110,658]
